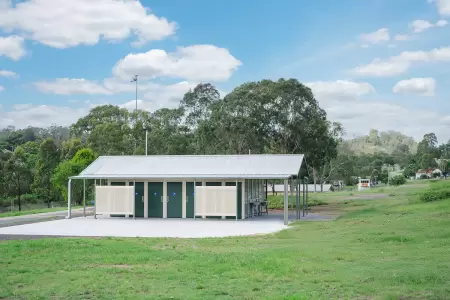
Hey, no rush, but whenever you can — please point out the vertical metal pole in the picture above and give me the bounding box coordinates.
[67,179,72,219]
[265,180,268,200]
[94,179,97,219]
[306,181,309,215]
[133,180,136,220]
[236,179,238,221]
[194,179,196,220]
[302,180,306,217]
[290,177,295,210]
[296,178,300,220]
[83,179,86,217]
[283,179,288,225]
[145,130,148,156]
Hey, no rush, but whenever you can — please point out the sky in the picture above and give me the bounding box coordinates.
[0,0,449,141]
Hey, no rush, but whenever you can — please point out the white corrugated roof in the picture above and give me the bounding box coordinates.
[72,154,304,179]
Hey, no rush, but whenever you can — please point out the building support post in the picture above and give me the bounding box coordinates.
[296,178,300,220]
[94,179,97,219]
[283,179,289,225]
[236,179,238,221]
[302,179,306,217]
[67,178,72,219]
[193,179,196,220]
[83,179,86,217]
[290,177,295,210]
[306,179,309,215]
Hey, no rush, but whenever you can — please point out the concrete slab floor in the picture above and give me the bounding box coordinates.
[0,215,288,238]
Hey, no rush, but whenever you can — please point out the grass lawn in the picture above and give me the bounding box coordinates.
[1,182,450,299]
[0,206,83,218]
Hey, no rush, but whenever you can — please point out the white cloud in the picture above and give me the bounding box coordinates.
[13,104,34,110]
[34,78,113,95]
[0,69,18,78]
[113,45,241,82]
[306,80,375,102]
[351,46,450,77]
[393,77,436,96]
[430,0,450,16]
[360,28,390,44]
[394,34,412,41]
[0,104,88,129]
[326,99,449,140]
[411,20,435,32]
[436,19,449,27]
[0,0,176,48]
[309,83,448,140]
[0,35,26,60]
[0,85,4,92]
[410,19,449,32]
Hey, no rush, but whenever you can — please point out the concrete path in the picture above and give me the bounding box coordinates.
[0,215,287,238]
[0,207,94,228]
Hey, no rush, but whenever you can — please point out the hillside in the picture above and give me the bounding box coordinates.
[339,129,418,155]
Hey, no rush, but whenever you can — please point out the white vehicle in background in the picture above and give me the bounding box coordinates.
[358,178,371,191]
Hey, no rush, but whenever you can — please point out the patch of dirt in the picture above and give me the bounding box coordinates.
[99,264,133,269]
[309,203,343,217]
[347,194,388,200]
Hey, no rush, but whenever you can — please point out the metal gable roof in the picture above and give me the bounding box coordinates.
[72,154,304,179]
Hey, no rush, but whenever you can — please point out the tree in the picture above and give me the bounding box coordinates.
[420,153,437,170]
[33,138,60,207]
[180,83,220,129]
[5,147,33,211]
[52,148,97,204]
[52,161,85,204]
[60,138,83,160]
[417,133,439,158]
[390,175,406,186]
[314,122,345,191]
[403,163,418,177]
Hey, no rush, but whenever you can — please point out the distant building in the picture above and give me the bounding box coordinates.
[416,168,441,179]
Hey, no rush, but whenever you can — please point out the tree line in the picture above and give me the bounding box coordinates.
[0,78,449,210]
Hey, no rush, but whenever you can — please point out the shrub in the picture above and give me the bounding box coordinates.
[419,181,450,202]
[419,174,428,180]
[390,175,406,186]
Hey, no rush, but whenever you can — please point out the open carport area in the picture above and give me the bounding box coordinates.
[0,215,288,238]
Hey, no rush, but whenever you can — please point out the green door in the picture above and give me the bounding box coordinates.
[167,182,182,218]
[186,182,195,218]
[148,182,163,218]
[134,182,145,218]
[225,182,242,219]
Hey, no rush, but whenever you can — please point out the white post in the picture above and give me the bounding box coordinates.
[284,179,288,225]
[67,178,72,219]
[94,179,97,219]
[236,179,238,221]
[145,130,148,156]
[83,179,86,217]
[182,181,186,218]
[193,179,196,220]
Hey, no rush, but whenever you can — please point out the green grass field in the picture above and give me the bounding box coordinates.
[0,206,83,218]
[1,181,450,299]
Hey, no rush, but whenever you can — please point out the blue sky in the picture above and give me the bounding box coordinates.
[0,0,449,141]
